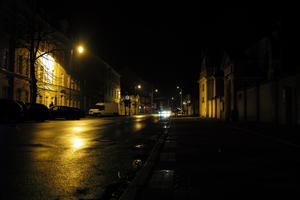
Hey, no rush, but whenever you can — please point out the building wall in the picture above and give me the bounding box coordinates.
[259,82,275,122]
[235,75,299,125]
[35,52,80,108]
[278,76,297,124]
[199,77,207,117]
[0,47,81,108]
[246,87,257,121]
[237,90,245,121]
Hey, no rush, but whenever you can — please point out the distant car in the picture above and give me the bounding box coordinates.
[49,106,81,120]
[0,99,24,123]
[158,109,172,119]
[25,103,49,122]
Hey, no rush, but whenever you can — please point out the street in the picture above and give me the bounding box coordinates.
[1,116,300,200]
[138,118,300,199]
[0,115,162,200]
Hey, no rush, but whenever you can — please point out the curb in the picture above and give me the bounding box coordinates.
[119,129,168,200]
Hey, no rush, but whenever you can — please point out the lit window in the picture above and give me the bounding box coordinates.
[38,52,55,83]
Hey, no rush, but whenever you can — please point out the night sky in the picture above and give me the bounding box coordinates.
[42,2,283,96]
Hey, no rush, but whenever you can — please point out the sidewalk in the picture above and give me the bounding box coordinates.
[120,118,300,200]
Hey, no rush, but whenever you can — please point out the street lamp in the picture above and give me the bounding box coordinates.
[135,84,142,114]
[77,46,84,54]
[177,86,183,114]
[69,44,85,108]
[151,88,158,113]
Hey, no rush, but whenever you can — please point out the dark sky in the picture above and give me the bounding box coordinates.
[42,2,282,96]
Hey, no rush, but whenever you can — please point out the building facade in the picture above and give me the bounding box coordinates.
[198,24,300,125]
[0,1,80,108]
[1,1,121,113]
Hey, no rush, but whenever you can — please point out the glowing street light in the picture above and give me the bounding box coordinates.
[77,46,84,54]
[151,88,159,113]
[137,84,142,89]
[177,86,183,114]
[69,44,86,107]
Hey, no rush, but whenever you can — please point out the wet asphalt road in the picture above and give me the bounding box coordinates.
[0,115,161,200]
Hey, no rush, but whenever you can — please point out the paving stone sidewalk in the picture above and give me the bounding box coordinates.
[122,118,300,200]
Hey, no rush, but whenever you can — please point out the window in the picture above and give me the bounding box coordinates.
[17,55,23,74]
[39,65,44,81]
[16,89,22,101]
[202,97,205,103]
[238,93,243,100]
[2,87,9,98]
[1,49,8,69]
[61,73,64,86]
[202,84,205,91]
[25,91,29,102]
[0,49,3,68]
[95,105,105,110]
[45,96,49,106]
[25,58,29,76]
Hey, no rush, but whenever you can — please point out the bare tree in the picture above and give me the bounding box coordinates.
[15,1,67,103]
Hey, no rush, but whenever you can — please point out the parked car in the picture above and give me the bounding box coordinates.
[49,106,81,120]
[25,103,49,122]
[89,102,119,116]
[0,99,24,123]
[73,107,86,118]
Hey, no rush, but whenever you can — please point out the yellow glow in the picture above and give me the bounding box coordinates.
[133,115,146,119]
[77,46,84,54]
[39,52,55,83]
[155,89,158,92]
[72,137,84,149]
[134,123,143,131]
[137,85,141,89]
[134,144,144,149]
[72,127,83,132]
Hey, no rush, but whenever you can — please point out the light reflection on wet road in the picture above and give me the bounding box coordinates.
[0,115,160,200]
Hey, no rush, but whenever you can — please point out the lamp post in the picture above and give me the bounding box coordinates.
[69,45,85,108]
[151,88,158,113]
[135,84,142,114]
[177,86,183,114]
